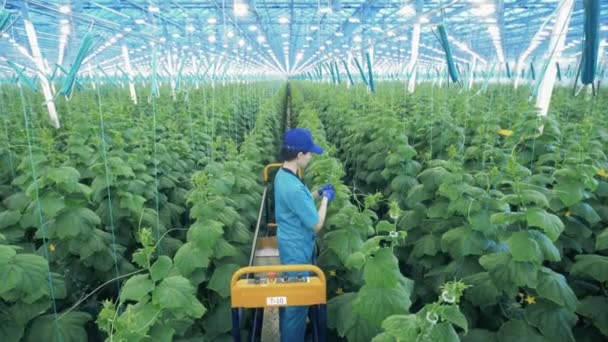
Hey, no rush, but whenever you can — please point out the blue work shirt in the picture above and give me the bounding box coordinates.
[274,168,319,265]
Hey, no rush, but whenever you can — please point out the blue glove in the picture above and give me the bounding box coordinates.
[323,189,336,202]
[317,184,335,197]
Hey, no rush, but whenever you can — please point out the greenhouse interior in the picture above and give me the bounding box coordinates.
[1,0,608,341]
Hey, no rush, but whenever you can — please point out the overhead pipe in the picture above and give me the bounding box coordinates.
[365,50,375,92]
[407,0,423,93]
[534,0,575,117]
[468,56,477,90]
[513,1,564,89]
[21,4,60,128]
[122,44,137,104]
[407,22,421,93]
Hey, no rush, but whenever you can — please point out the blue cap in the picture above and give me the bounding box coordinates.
[282,128,324,154]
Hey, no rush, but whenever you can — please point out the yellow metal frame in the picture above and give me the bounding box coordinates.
[263,163,302,182]
[231,265,326,308]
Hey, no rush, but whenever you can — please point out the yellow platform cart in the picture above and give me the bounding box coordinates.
[231,164,326,341]
[230,265,327,341]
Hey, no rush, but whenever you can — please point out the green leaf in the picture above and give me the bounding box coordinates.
[497,320,544,342]
[501,190,548,208]
[120,274,154,303]
[460,329,497,342]
[520,190,550,208]
[224,223,253,244]
[207,263,240,298]
[441,227,490,258]
[25,311,91,342]
[597,228,608,250]
[419,167,452,190]
[427,201,450,219]
[576,296,608,336]
[525,208,564,241]
[375,220,394,234]
[596,181,608,197]
[570,203,601,225]
[346,311,382,342]
[111,302,158,340]
[201,299,233,336]
[0,248,50,302]
[525,299,577,342]
[376,314,419,340]
[506,231,542,263]
[213,238,238,259]
[3,192,29,211]
[38,193,66,218]
[150,256,172,282]
[528,230,560,262]
[118,193,145,214]
[345,252,366,270]
[190,199,229,222]
[462,272,501,306]
[536,267,577,311]
[405,184,433,207]
[174,242,212,276]
[10,298,52,325]
[429,322,459,342]
[564,216,593,238]
[0,314,23,342]
[491,212,525,226]
[412,234,440,258]
[469,210,497,237]
[152,276,206,318]
[328,293,357,336]
[363,248,402,288]
[554,180,584,207]
[0,210,20,229]
[371,332,397,342]
[570,254,608,282]
[325,228,363,263]
[479,252,538,289]
[48,207,101,239]
[146,324,175,342]
[353,283,413,329]
[187,220,224,249]
[440,305,468,333]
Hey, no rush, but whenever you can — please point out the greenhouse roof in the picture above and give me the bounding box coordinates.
[0,0,606,78]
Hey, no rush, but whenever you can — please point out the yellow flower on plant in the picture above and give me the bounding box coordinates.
[525,295,536,305]
[598,168,607,178]
[49,244,56,252]
[497,129,513,137]
[329,270,336,277]
[336,288,344,295]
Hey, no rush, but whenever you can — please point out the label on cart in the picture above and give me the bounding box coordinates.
[266,296,287,306]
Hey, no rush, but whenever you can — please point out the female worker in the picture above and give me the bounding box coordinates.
[274,128,335,342]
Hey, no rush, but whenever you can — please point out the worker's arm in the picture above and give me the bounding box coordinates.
[313,197,329,233]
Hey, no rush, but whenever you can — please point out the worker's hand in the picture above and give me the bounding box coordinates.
[323,188,336,202]
[317,184,335,197]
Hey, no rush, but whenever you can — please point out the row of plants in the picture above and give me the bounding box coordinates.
[289,84,471,341]
[97,85,286,341]
[0,82,281,341]
[296,82,608,341]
